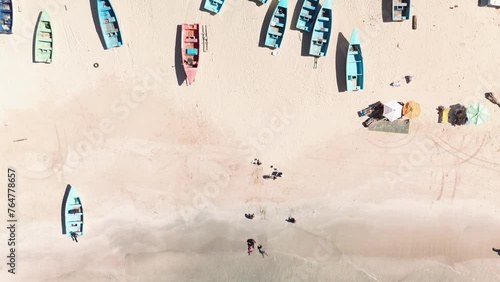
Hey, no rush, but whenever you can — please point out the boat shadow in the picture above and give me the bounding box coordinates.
[300,30,312,56]
[335,32,349,92]
[249,0,265,6]
[381,0,392,23]
[89,0,107,49]
[31,12,42,63]
[289,0,303,31]
[258,0,278,48]
[199,0,214,14]
[60,184,71,235]
[175,25,186,86]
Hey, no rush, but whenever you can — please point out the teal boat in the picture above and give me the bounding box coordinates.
[309,0,332,57]
[0,0,13,34]
[392,0,411,21]
[296,0,320,32]
[97,0,123,49]
[264,0,287,49]
[346,29,364,91]
[34,11,53,63]
[204,0,225,14]
[61,185,83,238]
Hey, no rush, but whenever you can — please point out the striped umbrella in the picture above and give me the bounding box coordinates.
[466,103,489,125]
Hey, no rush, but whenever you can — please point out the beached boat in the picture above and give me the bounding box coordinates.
[204,0,225,14]
[296,0,320,32]
[309,0,332,57]
[61,185,84,238]
[0,0,13,34]
[488,0,500,7]
[392,0,411,21]
[181,23,200,85]
[97,0,123,49]
[346,29,364,91]
[264,0,288,48]
[34,11,53,64]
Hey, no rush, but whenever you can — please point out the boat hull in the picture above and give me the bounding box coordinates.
[346,29,364,91]
[97,0,123,49]
[296,0,320,32]
[264,0,288,48]
[392,0,411,21]
[309,0,332,57]
[204,0,225,14]
[0,0,13,34]
[34,11,53,63]
[181,23,200,85]
[61,185,84,237]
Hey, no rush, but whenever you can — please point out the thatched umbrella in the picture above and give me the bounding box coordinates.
[403,101,421,119]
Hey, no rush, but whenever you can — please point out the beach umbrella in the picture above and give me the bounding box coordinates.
[466,103,489,125]
[403,101,421,119]
[383,100,403,122]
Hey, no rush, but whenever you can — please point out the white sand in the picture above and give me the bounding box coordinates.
[1,0,500,281]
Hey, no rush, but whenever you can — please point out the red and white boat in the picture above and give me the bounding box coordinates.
[181,23,200,85]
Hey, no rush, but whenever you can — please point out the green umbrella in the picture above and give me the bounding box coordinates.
[466,103,489,125]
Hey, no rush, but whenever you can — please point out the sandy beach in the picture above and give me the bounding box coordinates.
[1,0,500,281]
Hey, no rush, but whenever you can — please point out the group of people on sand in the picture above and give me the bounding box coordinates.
[247,239,268,258]
[245,159,297,257]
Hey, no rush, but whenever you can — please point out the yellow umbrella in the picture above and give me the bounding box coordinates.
[403,101,421,119]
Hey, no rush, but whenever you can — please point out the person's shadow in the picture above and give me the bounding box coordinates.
[492,248,500,255]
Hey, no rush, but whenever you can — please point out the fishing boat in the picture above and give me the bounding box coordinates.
[34,11,53,63]
[264,0,288,48]
[181,23,200,85]
[0,0,13,34]
[204,0,225,14]
[346,29,364,91]
[296,0,320,32]
[97,0,123,49]
[392,0,411,21]
[61,185,84,238]
[488,0,500,7]
[309,0,332,57]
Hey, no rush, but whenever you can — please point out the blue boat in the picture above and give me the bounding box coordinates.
[0,0,13,34]
[61,185,84,239]
[296,0,320,32]
[97,0,123,49]
[264,0,288,49]
[204,0,225,14]
[346,29,364,91]
[392,0,411,21]
[309,0,332,57]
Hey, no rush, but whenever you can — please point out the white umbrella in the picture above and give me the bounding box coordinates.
[383,100,403,122]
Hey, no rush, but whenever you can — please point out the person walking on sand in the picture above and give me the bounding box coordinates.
[286,217,296,224]
[257,244,268,258]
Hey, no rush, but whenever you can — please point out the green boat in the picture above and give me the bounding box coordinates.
[34,11,53,63]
